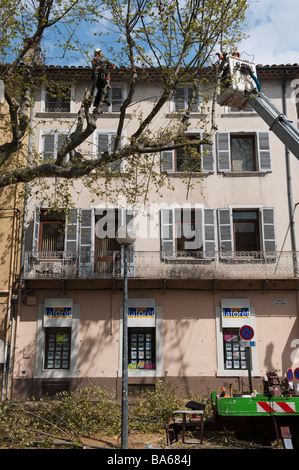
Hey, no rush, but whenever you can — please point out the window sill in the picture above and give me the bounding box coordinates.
[128,369,163,378]
[36,112,77,118]
[221,171,269,177]
[220,113,258,117]
[217,369,261,377]
[164,171,211,177]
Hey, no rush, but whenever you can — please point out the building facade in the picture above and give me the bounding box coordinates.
[11,62,299,401]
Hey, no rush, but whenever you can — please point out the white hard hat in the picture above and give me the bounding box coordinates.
[94,48,101,54]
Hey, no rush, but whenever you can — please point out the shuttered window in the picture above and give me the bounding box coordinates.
[96,132,122,172]
[217,207,276,256]
[42,132,69,162]
[173,87,199,113]
[160,207,215,259]
[102,86,123,113]
[216,132,271,172]
[161,133,214,173]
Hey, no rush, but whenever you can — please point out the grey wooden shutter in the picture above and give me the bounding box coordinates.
[161,150,174,172]
[64,209,79,254]
[43,134,55,161]
[261,208,276,257]
[201,133,214,172]
[258,132,271,171]
[217,132,231,172]
[160,208,175,259]
[57,133,70,163]
[203,209,216,258]
[79,208,94,276]
[120,208,135,276]
[32,205,40,251]
[218,208,233,258]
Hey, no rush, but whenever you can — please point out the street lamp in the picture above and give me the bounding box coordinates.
[116,224,136,449]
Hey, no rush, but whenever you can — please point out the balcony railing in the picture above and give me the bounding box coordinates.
[23,251,299,280]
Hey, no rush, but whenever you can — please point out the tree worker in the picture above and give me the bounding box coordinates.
[92,48,115,108]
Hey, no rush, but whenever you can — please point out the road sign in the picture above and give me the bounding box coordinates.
[287,368,294,381]
[239,325,254,341]
[294,368,299,380]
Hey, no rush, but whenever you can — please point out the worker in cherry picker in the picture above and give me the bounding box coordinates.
[92,48,115,108]
[216,51,240,88]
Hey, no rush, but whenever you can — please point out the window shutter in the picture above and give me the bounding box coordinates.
[57,133,70,163]
[261,208,276,257]
[218,208,233,257]
[64,209,79,254]
[120,209,135,276]
[258,132,271,171]
[79,208,95,276]
[161,150,174,172]
[203,209,216,258]
[32,205,40,251]
[217,132,231,172]
[160,208,175,259]
[201,133,214,172]
[43,134,55,161]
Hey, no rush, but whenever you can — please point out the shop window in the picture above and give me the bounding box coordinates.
[223,328,247,370]
[44,328,71,370]
[128,328,155,370]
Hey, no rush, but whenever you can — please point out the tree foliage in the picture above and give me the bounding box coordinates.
[0,0,248,205]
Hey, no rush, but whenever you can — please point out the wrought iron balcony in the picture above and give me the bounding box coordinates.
[23,250,299,280]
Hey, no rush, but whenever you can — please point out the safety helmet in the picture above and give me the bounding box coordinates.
[94,48,101,54]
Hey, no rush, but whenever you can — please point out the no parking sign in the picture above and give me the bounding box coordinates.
[239,325,254,341]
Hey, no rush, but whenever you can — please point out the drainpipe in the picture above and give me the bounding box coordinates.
[283,71,298,276]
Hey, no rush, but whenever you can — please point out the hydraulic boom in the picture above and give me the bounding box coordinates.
[217,56,299,159]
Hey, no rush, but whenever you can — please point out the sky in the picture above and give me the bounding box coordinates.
[239,0,299,65]
[41,0,299,68]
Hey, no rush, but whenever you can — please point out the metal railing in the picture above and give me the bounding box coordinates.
[23,250,299,280]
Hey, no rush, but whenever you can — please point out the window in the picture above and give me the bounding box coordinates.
[45,85,71,112]
[217,132,271,172]
[231,135,256,171]
[41,132,69,162]
[223,328,248,370]
[228,104,254,113]
[103,86,123,113]
[233,210,260,251]
[39,210,65,252]
[173,87,199,113]
[161,133,214,173]
[96,132,123,172]
[128,328,155,370]
[44,328,71,369]
[218,207,276,255]
[161,207,216,259]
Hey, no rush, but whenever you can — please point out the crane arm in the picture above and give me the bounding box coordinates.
[247,91,299,159]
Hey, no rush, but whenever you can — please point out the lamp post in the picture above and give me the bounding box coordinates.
[116,224,136,449]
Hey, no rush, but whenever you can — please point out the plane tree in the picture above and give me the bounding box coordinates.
[0,0,248,204]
